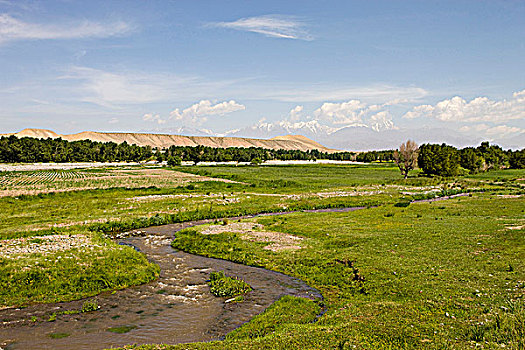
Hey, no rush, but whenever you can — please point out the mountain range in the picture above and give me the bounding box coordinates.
[222,121,524,151]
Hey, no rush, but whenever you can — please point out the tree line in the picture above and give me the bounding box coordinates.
[392,140,523,179]
[0,136,355,164]
[417,141,524,175]
[159,145,356,165]
[1,136,522,173]
[0,136,153,163]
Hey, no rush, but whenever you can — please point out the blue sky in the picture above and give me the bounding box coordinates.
[0,0,524,146]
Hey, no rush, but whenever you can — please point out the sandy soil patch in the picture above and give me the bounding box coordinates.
[497,194,523,198]
[0,234,100,258]
[506,225,524,230]
[200,222,302,251]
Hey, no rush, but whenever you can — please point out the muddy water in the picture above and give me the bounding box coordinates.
[0,219,321,350]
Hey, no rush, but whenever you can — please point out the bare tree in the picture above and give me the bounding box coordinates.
[394,140,419,179]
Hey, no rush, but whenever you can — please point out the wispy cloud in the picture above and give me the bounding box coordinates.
[256,84,428,103]
[210,15,312,40]
[61,66,172,108]
[0,14,132,44]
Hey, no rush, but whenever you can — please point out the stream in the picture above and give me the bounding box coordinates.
[0,193,469,349]
[0,218,321,350]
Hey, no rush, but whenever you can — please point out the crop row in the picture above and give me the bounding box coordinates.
[0,171,87,186]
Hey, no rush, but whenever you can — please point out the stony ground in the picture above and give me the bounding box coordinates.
[199,222,303,251]
[0,234,99,258]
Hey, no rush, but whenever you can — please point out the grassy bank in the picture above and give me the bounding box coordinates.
[0,235,159,307]
[136,193,524,349]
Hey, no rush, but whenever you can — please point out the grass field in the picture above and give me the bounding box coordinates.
[164,193,524,349]
[1,163,523,348]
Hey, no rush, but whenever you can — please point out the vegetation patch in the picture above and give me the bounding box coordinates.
[0,242,159,307]
[107,325,137,334]
[227,295,321,340]
[48,332,70,339]
[208,271,252,298]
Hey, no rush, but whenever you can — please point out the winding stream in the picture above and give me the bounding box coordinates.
[0,219,321,350]
[0,194,468,349]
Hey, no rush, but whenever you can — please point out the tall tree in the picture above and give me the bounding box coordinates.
[418,143,460,177]
[394,140,419,179]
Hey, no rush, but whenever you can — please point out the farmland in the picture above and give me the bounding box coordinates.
[0,166,236,197]
[0,163,523,349]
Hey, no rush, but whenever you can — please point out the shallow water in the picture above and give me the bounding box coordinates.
[0,220,320,350]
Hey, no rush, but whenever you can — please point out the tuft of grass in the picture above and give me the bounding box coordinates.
[81,299,100,313]
[465,300,524,347]
[208,271,252,298]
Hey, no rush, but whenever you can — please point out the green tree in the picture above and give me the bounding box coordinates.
[460,147,483,173]
[167,156,182,166]
[509,149,524,169]
[418,143,460,177]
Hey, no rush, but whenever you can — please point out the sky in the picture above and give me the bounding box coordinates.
[0,0,524,148]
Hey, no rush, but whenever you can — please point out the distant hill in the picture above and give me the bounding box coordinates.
[1,129,336,152]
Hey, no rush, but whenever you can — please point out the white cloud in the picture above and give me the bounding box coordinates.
[108,117,119,124]
[0,14,132,44]
[142,113,166,125]
[56,66,249,109]
[143,100,245,127]
[313,100,396,131]
[170,100,245,125]
[485,125,523,137]
[402,89,525,123]
[459,123,524,140]
[288,105,303,121]
[314,100,367,125]
[210,15,312,40]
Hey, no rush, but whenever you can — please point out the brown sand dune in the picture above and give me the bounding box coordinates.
[1,128,336,152]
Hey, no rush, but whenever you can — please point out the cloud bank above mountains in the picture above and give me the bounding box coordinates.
[141,90,524,151]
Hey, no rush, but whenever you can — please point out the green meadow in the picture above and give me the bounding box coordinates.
[0,163,523,349]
